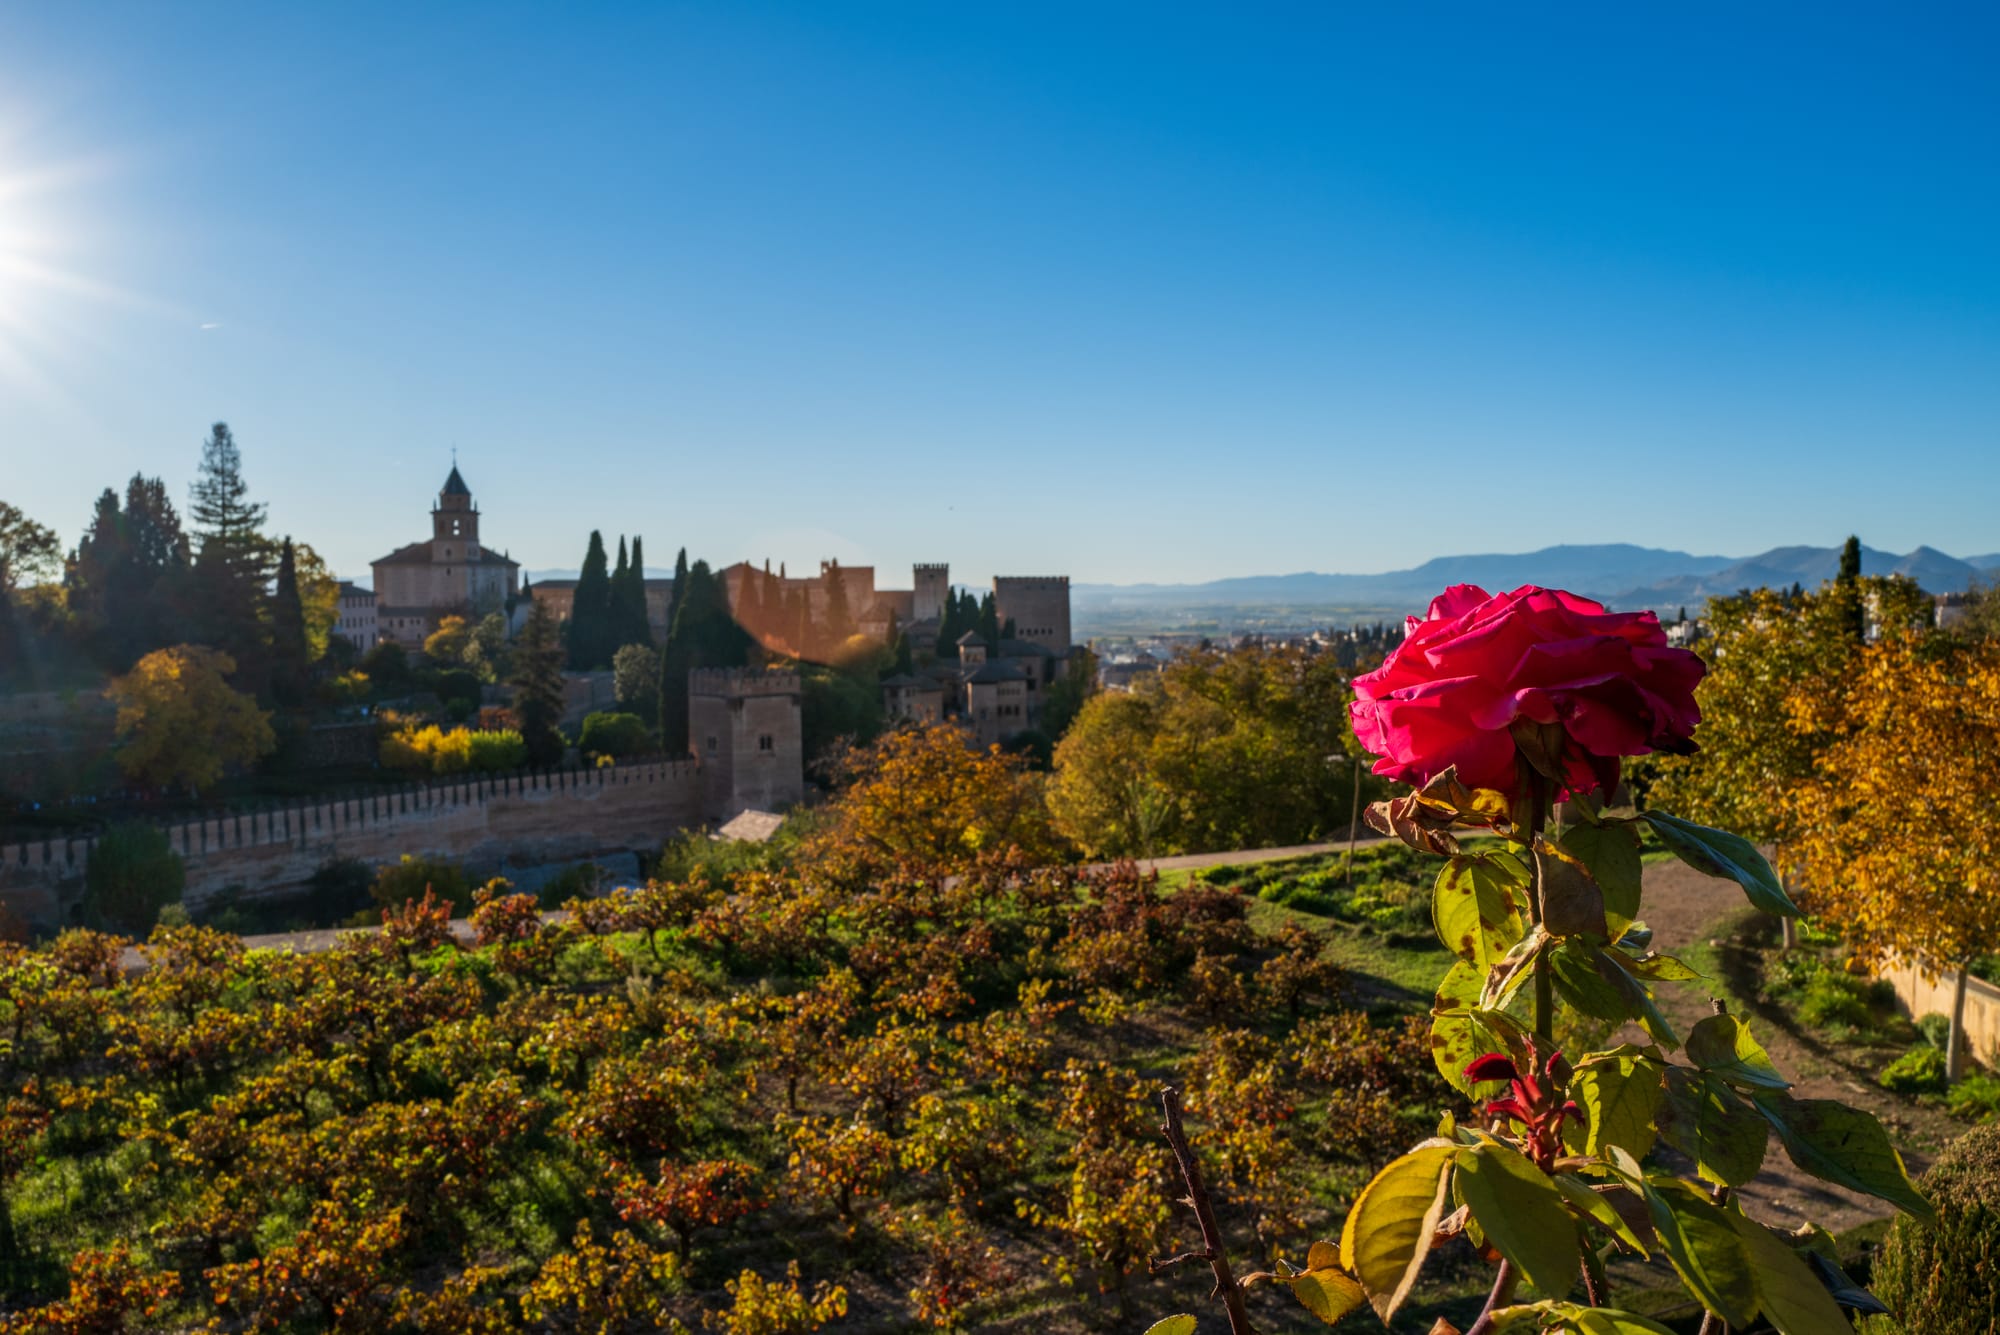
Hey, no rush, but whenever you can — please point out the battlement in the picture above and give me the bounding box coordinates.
[913,563,950,576]
[688,667,802,697]
[0,754,705,920]
[993,575,1070,588]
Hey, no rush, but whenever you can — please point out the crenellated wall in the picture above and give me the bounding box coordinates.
[0,757,703,928]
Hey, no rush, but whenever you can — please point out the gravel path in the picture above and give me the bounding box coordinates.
[1628,858,1953,1233]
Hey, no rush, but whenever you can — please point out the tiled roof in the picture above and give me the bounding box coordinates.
[967,660,1028,684]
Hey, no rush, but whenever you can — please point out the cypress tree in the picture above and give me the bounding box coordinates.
[512,598,568,766]
[1836,534,1866,642]
[567,530,613,670]
[937,589,963,661]
[616,536,653,648]
[270,537,310,706]
[822,561,854,645]
[657,560,749,754]
[978,591,1001,646]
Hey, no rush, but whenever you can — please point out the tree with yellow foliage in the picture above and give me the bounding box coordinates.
[1648,576,1933,945]
[423,614,472,663]
[106,645,275,792]
[806,722,1066,880]
[1788,632,2000,1076]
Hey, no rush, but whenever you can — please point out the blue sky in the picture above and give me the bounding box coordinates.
[1,3,1995,586]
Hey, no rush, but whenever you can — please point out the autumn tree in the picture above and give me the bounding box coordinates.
[1648,575,1937,947]
[1789,633,2000,1076]
[424,614,473,664]
[106,645,276,792]
[807,722,1066,880]
[1047,642,1358,858]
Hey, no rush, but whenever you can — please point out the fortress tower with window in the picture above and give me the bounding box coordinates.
[369,464,521,646]
[688,668,805,821]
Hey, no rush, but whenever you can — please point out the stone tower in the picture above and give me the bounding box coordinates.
[913,562,950,623]
[992,575,1072,650]
[432,464,481,566]
[688,668,804,822]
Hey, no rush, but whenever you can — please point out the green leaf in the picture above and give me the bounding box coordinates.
[1566,1048,1665,1160]
[1537,838,1610,939]
[1753,1094,1935,1223]
[1453,1140,1579,1299]
[1547,941,1679,1048]
[1339,1143,1455,1322]
[1658,1067,1769,1187]
[1432,851,1529,971]
[1642,1179,1758,1327]
[1497,1303,1679,1335]
[1142,1319,1197,1335]
[1560,823,1643,939]
[1686,1014,1789,1091]
[1609,950,1701,983]
[1553,1172,1652,1258]
[1726,1211,1852,1335]
[1643,813,1800,917]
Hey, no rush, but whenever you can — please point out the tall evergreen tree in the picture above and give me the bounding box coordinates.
[269,538,310,706]
[185,423,271,671]
[1836,534,1866,642]
[512,598,568,767]
[614,535,653,649]
[566,530,614,669]
[656,559,753,754]
[822,560,854,645]
[977,591,1001,646]
[936,589,964,661]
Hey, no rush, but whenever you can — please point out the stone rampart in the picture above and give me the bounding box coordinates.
[0,757,702,928]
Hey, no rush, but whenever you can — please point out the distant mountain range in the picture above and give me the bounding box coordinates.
[1075,543,2000,620]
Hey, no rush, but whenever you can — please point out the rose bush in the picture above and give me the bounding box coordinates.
[1349,584,1705,799]
[1147,583,1928,1335]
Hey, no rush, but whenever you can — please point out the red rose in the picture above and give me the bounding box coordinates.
[1349,584,1704,799]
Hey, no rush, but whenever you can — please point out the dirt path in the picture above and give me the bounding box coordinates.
[1631,858,1954,1233]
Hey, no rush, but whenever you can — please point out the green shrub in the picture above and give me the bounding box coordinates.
[1947,1075,2000,1124]
[578,711,653,762]
[1799,970,1877,1029]
[1879,1047,1949,1095]
[308,857,376,920]
[464,729,527,771]
[429,667,481,712]
[1919,1012,1954,1050]
[1873,1123,2000,1333]
[369,854,472,914]
[83,822,186,934]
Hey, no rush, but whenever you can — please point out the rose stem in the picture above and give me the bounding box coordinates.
[1522,769,1554,1043]
[1464,1258,1517,1335]
[1153,1086,1255,1335]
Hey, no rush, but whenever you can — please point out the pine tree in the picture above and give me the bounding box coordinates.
[567,530,613,670]
[185,422,271,672]
[512,598,567,767]
[269,538,310,706]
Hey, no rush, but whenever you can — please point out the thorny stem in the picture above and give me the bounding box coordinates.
[1463,1258,1517,1335]
[1152,1087,1255,1335]
[1580,1245,1608,1308]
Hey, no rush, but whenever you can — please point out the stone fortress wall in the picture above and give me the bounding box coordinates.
[0,757,703,931]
